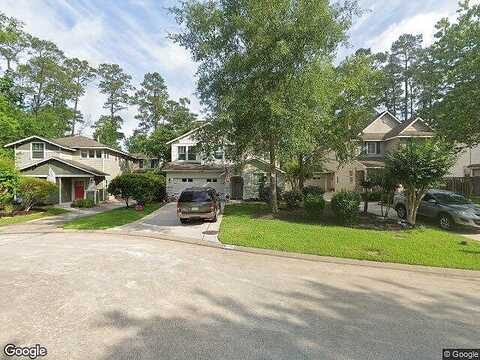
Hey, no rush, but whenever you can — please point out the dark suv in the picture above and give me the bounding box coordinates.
[177,187,220,224]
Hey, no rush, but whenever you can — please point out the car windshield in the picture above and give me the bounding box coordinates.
[433,193,471,205]
[179,191,213,202]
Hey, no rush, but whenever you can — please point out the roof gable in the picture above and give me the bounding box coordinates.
[19,157,109,177]
[384,117,434,140]
[166,125,206,145]
[361,111,401,136]
[4,136,75,151]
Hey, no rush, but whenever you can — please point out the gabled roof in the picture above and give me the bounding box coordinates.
[4,136,75,151]
[166,125,206,145]
[383,117,434,140]
[19,157,109,177]
[360,111,402,135]
[53,136,105,148]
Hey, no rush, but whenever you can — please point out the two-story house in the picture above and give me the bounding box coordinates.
[306,111,435,192]
[4,135,137,204]
[162,127,285,199]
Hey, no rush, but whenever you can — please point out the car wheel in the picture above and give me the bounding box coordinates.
[396,205,407,220]
[439,213,454,230]
[180,218,189,224]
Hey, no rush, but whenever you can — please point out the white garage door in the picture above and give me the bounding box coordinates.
[167,175,225,197]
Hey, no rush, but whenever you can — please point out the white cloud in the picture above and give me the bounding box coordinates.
[366,11,456,52]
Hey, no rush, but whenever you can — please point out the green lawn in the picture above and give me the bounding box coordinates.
[219,203,480,271]
[62,203,163,230]
[0,207,70,227]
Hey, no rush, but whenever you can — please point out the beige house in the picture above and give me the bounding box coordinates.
[4,135,137,204]
[163,127,285,199]
[306,111,436,192]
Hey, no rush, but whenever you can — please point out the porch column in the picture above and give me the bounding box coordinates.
[58,177,62,204]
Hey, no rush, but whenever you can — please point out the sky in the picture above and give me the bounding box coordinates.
[0,0,468,138]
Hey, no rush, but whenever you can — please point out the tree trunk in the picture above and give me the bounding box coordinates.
[404,58,408,121]
[405,190,420,226]
[269,136,279,214]
[71,97,79,136]
[298,154,304,193]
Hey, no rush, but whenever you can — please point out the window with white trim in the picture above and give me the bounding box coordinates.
[214,148,223,160]
[89,150,95,158]
[187,146,196,161]
[178,146,186,160]
[365,141,381,155]
[96,150,102,158]
[31,143,45,159]
[81,151,88,158]
[182,178,193,182]
[207,178,218,183]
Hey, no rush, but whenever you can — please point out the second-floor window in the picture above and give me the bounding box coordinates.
[365,141,381,155]
[151,159,158,168]
[177,146,197,161]
[214,148,223,160]
[139,159,144,169]
[32,143,45,159]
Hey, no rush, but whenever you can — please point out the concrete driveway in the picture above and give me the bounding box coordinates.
[116,202,222,243]
[0,231,478,360]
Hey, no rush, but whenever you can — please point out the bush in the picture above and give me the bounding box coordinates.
[108,173,157,207]
[259,185,283,204]
[71,199,95,208]
[304,194,326,217]
[331,191,361,225]
[302,186,324,198]
[142,172,166,202]
[283,190,303,209]
[0,157,19,206]
[18,177,58,211]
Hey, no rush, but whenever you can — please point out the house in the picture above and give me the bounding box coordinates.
[306,111,435,192]
[4,135,137,204]
[131,153,161,171]
[163,127,285,199]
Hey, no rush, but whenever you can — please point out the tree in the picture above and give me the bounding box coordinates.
[93,115,124,149]
[430,1,480,146]
[64,58,96,135]
[18,177,57,211]
[385,140,457,226]
[107,173,156,207]
[172,0,360,213]
[391,34,423,121]
[97,63,133,123]
[0,13,29,71]
[131,72,169,132]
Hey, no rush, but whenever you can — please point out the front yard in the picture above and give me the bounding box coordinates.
[62,203,163,230]
[0,207,70,227]
[219,203,480,270]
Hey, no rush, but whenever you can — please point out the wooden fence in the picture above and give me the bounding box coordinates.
[442,177,480,197]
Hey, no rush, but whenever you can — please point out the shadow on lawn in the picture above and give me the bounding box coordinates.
[94,278,479,360]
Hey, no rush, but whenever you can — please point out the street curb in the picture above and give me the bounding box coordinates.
[1,229,480,279]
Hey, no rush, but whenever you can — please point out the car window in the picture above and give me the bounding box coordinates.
[179,191,212,202]
[433,193,471,205]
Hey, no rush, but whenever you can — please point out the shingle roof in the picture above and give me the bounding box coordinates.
[162,162,224,172]
[358,160,385,169]
[383,118,434,140]
[53,136,106,148]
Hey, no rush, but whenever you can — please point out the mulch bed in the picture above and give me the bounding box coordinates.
[0,210,35,218]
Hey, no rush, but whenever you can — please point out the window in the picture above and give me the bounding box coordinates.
[81,151,88,159]
[139,159,144,169]
[349,170,354,184]
[207,178,218,183]
[214,148,223,160]
[151,159,158,168]
[104,152,110,159]
[365,141,381,155]
[96,150,102,158]
[89,150,95,158]
[178,146,186,160]
[187,146,196,161]
[31,143,45,159]
[182,178,193,182]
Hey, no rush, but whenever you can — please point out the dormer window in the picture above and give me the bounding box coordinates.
[214,148,223,160]
[31,142,45,159]
[365,141,381,155]
[178,146,186,160]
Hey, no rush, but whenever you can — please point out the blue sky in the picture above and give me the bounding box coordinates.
[0,0,468,137]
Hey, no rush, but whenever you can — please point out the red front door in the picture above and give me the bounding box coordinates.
[74,181,84,200]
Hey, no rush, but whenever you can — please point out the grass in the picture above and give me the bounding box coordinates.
[62,203,163,230]
[219,203,480,271]
[0,207,70,227]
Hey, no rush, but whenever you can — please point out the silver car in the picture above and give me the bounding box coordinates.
[394,190,480,230]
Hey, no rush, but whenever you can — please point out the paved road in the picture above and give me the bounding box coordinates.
[0,232,478,360]
[117,202,222,243]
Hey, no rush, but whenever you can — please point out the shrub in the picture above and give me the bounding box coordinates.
[331,191,361,225]
[0,157,19,206]
[142,172,166,202]
[304,194,326,217]
[302,186,324,198]
[18,177,58,211]
[71,199,95,208]
[283,190,303,209]
[108,173,156,207]
[259,185,283,204]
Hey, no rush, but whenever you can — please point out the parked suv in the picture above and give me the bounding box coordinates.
[394,189,480,230]
[177,187,220,224]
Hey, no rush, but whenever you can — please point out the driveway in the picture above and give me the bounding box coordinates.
[0,231,478,360]
[116,202,222,243]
